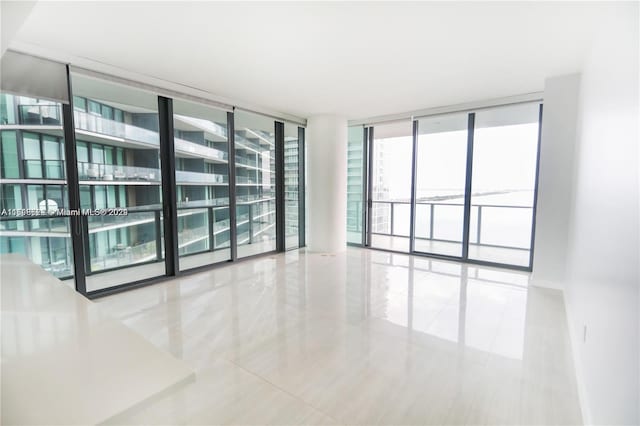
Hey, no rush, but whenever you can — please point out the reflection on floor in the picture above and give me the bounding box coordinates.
[97,247,582,425]
[237,239,277,258]
[372,234,531,266]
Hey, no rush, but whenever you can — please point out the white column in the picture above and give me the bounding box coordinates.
[306,115,347,253]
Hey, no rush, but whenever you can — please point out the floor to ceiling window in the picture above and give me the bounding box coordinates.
[369,120,413,253]
[358,102,542,270]
[284,122,302,250]
[0,53,305,297]
[468,103,540,267]
[234,111,277,258]
[71,73,166,291]
[0,93,74,279]
[172,100,231,270]
[413,113,469,257]
[347,125,365,245]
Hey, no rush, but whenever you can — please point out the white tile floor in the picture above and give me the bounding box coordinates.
[372,234,531,266]
[96,247,582,425]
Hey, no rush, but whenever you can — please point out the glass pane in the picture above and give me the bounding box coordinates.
[172,99,231,270]
[284,123,300,249]
[0,218,74,278]
[347,126,364,245]
[1,93,16,124]
[102,105,113,120]
[414,113,468,257]
[234,111,276,258]
[88,100,101,115]
[370,121,412,252]
[77,141,89,163]
[43,136,64,179]
[72,73,165,291]
[73,96,86,112]
[23,132,41,157]
[23,132,43,178]
[1,131,20,178]
[469,103,540,267]
[0,92,73,279]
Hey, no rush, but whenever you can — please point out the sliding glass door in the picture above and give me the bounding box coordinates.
[369,121,413,253]
[363,102,542,270]
[1,53,307,298]
[413,113,469,257]
[233,111,277,258]
[284,123,302,250]
[172,99,232,270]
[71,73,167,291]
[468,103,540,267]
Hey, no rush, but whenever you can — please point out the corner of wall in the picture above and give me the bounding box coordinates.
[562,289,593,425]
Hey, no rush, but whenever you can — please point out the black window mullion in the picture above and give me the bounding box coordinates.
[39,133,45,179]
[275,121,285,252]
[461,113,475,260]
[227,110,238,261]
[16,131,25,180]
[62,65,87,294]
[528,103,544,270]
[298,126,305,248]
[158,96,179,276]
[360,125,368,247]
[366,126,374,247]
[409,119,418,253]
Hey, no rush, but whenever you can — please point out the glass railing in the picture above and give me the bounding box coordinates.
[74,110,228,161]
[177,198,229,208]
[369,200,533,250]
[235,134,265,153]
[176,170,227,185]
[17,104,62,125]
[0,216,73,278]
[78,161,161,182]
[87,209,158,231]
[176,206,232,256]
[236,194,275,204]
[0,216,70,234]
[236,175,262,184]
[174,138,228,162]
[90,238,159,273]
[346,200,363,233]
[87,209,162,273]
[234,155,259,168]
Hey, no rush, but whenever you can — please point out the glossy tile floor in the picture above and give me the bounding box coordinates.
[97,248,582,425]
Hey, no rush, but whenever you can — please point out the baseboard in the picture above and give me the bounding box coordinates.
[563,294,592,425]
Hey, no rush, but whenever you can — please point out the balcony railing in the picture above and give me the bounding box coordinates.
[78,162,161,182]
[176,170,227,185]
[0,199,279,276]
[349,200,533,251]
[73,110,228,162]
[18,104,62,125]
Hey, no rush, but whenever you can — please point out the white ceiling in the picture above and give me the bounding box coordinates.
[7,1,616,120]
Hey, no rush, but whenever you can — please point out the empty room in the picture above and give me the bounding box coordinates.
[0,1,638,425]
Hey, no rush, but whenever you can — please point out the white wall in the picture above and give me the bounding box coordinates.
[564,3,639,424]
[533,73,581,289]
[307,115,348,252]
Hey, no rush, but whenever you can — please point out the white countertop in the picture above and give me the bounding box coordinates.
[1,254,194,425]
